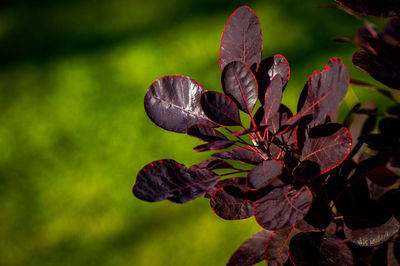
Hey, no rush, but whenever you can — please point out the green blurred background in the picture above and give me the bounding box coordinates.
[0,0,391,265]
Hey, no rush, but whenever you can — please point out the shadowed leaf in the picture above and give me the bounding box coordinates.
[200,91,242,126]
[265,227,298,266]
[190,158,234,172]
[335,0,400,17]
[247,160,282,189]
[187,124,227,142]
[212,146,264,165]
[263,75,284,126]
[205,177,246,199]
[193,140,236,152]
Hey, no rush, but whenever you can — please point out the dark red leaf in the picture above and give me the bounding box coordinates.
[144,76,217,133]
[254,185,312,231]
[204,177,246,199]
[289,232,353,265]
[335,0,400,17]
[133,159,219,203]
[293,124,352,181]
[200,91,242,126]
[193,140,236,152]
[189,158,234,172]
[210,184,255,220]
[247,160,282,189]
[297,58,350,126]
[256,54,290,103]
[263,75,284,126]
[344,216,399,246]
[366,165,399,187]
[227,230,272,266]
[187,124,227,142]
[265,227,298,266]
[212,146,265,165]
[219,6,262,72]
[222,61,258,114]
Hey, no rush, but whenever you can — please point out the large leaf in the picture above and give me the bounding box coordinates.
[210,182,255,220]
[256,54,290,103]
[336,0,400,17]
[254,185,312,231]
[265,227,298,266]
[219,6,262,72]
[212,146,265,165]
[222,61,258,114]
[144,76,218,133]
[289,232,353,265]
[187,124,227,142]
[227,230,272,266]
[200,91,242,126]
[293,123,352,181]
[133,159,219,203]
[297,58,350,126]
[247,160,282,189]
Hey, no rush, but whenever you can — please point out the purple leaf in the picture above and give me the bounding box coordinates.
[212,146,265,165]
[263,75,284,126]
[289,232,353,265]
[144,76,217,133]
[247,160,283,189]
[227,230,272,266]
[269,105,296,145]
[335,0,400,17]
[200,91,242,126]
[254,185,313,231]
[205,177,245,199]
[265,227,298,266]
[293,124,352,181]
[210,183,255,220]
[222,61,258,114]
[297,58,350,126]
[133,159,219,203]
[219,6,262,72]
[256,54,290,103]
[189,158,234,172]
[344,216,399,246]
[193,139,236,152]
[187,124,227,142]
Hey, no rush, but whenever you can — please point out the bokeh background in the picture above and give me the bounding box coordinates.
[0,0,391,265]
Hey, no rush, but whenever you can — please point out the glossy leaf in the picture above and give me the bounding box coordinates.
[256,54,290,103]
[210,183,255,220]
[293,124,352,181]
[212,146,264,165]
[265,227,298,266]
[222,61,258,114]
[144,76,217,133]
[297,58,350,125]
[193,140,236,152]
[289,232,353,265]
[263,75,284,126]
[344,216,399,246]
[190,158,234,172]
[200,91,242,126]
[254,185,312,231]
[133,159,219,203]
[187,124,227,142]
[247,160,282,189]
[227,230,272,266]
[219,6,262,72]
[336,0,400,17]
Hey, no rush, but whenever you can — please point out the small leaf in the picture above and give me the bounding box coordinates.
[227,230,272,266]
[193,140,236,152]
[289,232,353,265]
[133,159,219,203]
[335,0,400,17]
[200,91,242,126]
[144,76,217,133]
[263,75,284,126]
[297,58,350,126]
[210,184,255,220]
[293,124,352,181]
[247,160,282,189]
[190,158,234,172]
[265,227,298,266]
[212,146,264,165]
[219,6,262,72]
[254,185,312,231]
[256,54,290,103]
[222,61,258,114]
[187,124,227,142]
